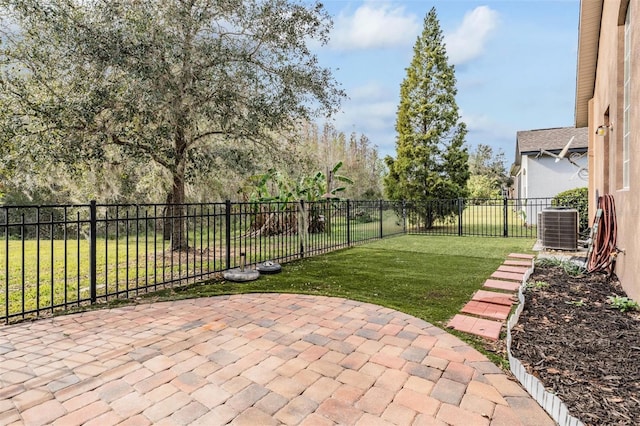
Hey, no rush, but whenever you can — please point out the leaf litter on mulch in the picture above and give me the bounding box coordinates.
[510,262,640,426]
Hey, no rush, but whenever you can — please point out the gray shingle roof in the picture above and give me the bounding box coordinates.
[516,127,588,154]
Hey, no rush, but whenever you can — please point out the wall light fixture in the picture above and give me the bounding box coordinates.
[596,123,613,136]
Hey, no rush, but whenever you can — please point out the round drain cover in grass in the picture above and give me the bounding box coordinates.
[256,261,282,274]
[223,269,260,282]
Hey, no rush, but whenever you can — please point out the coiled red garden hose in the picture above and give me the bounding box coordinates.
[587,194,617,274]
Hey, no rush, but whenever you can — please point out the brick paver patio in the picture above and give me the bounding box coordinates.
[0,294,554,425]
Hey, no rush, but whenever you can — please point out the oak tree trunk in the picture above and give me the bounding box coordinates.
[168,131,188,251]
[163,192,173,241]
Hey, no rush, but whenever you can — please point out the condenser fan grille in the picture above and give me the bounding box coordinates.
[540,208,578,250]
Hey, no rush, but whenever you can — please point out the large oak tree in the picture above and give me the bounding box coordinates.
[0,0,344,249]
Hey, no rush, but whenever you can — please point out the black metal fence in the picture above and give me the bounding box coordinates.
[405,197,557,238]
[1,200,405,323]
[1,197,568,323]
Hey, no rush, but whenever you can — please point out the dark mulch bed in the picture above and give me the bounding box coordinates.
[510,260,640,425]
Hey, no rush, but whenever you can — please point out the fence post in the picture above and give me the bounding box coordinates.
[89,200,97,304]
[503,196,509,237]
[457,198,463,236]
[3,206,7,323]
[379,200,383,239]
[225,200,231,269]
[402,200,407,233]
[299,200,305,257]
[346,200,351,246]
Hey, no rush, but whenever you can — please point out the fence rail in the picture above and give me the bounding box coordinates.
[1,197,566,323]
[1,200,405,323]
[405,197,558,238]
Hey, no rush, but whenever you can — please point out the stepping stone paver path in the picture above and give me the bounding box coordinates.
[0,293,554,425]
[447,253,534,341]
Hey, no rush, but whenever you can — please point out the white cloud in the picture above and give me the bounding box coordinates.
[336,99,397,132]
[330,3,420,51]
[461,111,516,159]
[329,86,399,155]
[349,81,392,102]
[445,6,499,65]
[462,112,492,131]
[462,111,515,142]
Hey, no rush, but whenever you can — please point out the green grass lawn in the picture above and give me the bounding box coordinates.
[151,235,535,327]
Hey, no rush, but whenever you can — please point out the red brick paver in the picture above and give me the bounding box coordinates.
[0,294,552,425]
[446,314,503,340]
[497,264,530,274]
[483,279,521,292]
[491,270,526,281]
[461,301,511,320]
[504,259,533,267]
[472,290,516,306]
[508,253,535,259]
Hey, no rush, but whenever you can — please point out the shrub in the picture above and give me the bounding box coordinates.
[552,187,588,235]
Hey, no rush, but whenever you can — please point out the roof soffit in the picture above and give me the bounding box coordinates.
[575,0,603,128]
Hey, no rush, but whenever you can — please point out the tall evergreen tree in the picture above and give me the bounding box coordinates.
[384,7,469,227]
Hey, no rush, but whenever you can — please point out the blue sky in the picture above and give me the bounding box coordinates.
[311,0,581,163]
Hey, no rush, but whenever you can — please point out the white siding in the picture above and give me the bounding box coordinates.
[519,154,588,224]
[526,155,588,199]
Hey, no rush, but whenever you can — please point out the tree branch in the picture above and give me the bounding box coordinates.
[192,129,226,143]
[108,135,172,170]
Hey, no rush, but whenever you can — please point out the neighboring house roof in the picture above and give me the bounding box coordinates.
[575,0,603,128]
[517,127,589,154]
[512,126,589,170]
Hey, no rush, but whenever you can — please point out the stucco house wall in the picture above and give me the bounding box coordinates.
[576,0,640,300]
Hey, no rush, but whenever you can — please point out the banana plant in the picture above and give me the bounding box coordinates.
[246,162,352,204]
[243,162,353,236]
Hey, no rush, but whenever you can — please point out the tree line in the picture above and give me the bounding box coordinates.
[1,1,507,247]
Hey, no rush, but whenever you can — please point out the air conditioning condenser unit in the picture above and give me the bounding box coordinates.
[540,208,578,251]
